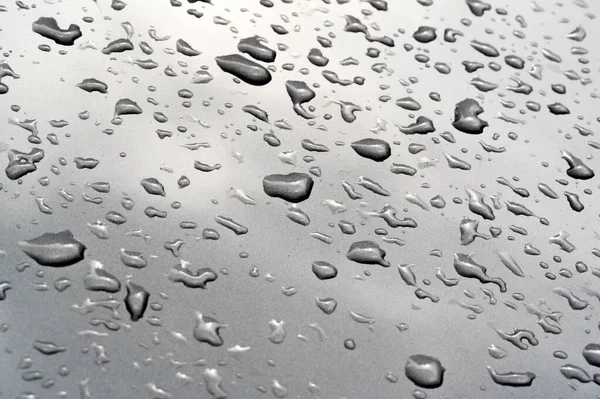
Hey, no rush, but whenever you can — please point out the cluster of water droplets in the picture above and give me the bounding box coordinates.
[1,0,600,397]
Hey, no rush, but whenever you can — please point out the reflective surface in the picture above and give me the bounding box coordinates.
[1,0,600,397]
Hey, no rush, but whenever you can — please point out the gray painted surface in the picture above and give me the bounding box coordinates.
[0,0,599,397]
